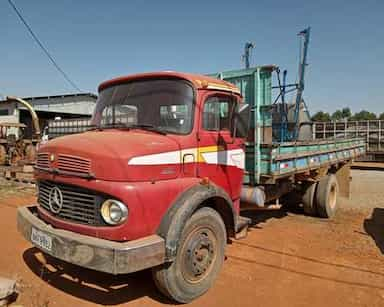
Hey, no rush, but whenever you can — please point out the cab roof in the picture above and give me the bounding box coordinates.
[98,71,241,95]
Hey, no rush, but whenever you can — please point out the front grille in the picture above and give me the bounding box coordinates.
[57,154,91,174]
[36,153,49,169]
[38,180,103,226]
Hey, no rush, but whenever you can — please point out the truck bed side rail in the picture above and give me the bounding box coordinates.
[244,138,366,184]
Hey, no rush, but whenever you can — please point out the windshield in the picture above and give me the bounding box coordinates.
[91,79,194,134]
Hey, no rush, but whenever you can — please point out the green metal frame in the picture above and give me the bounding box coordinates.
[209,65,275,184]
[209,67,366,186]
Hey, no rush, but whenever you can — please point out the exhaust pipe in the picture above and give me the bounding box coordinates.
[241,181,293,209]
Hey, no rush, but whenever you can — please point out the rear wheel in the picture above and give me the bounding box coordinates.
[152,207,226,303]
[316,174,338,218]
[302,182,318,216]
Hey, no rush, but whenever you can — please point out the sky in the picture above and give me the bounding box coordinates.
[1,0,383,115]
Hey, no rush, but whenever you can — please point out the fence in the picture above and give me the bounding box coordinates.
[47,117,93,139]
[47,114,136,139]
[313,120,384,161]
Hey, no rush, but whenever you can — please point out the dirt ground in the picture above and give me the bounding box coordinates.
[1,170,384,307]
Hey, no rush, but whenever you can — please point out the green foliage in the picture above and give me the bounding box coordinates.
[341,107,351,119]
[312,107,380,122]
[311,111,331,122]
[331,110,343,120]
[350,110,377,121]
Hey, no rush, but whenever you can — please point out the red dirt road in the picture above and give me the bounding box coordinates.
[1,170,384,307]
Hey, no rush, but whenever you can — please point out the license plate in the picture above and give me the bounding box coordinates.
[31,228,52,252]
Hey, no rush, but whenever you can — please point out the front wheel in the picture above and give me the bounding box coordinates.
[152,207,226,303]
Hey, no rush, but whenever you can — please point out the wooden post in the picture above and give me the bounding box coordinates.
[366,120,369,151]
[333,121,336,139]
[323,122,326,139]
[344,120,347,138]
[379,120,382,151]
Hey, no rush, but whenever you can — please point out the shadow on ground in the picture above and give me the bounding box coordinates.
[241,195,304,230]
[364,208,384,254]
[23,247,173,305]
[241,208,289,229]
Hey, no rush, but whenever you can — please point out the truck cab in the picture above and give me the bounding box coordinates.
[18,72,250,303]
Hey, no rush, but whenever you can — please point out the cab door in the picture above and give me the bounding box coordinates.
[197,92,245,199]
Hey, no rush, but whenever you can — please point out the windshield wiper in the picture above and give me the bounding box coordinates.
[127,124,167,135]
[91,123,129,131]
[89,123,167,135]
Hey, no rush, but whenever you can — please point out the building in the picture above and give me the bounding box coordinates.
[0,93,97,138]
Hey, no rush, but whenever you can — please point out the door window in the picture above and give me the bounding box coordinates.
[202,96,235,131]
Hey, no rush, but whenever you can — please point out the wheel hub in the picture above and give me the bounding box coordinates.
[182,230,216,282]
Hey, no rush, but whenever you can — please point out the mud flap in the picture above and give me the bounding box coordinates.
[335,162,351,199]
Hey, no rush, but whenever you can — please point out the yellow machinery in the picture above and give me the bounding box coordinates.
[0,96,41,165]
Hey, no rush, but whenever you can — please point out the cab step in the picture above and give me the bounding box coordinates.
[235,216,251,240]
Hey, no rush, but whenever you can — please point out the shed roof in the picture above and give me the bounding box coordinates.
[0,93,97,115]
[22,92,97,102]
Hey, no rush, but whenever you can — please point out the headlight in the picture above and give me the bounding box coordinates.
[100,199,128,225]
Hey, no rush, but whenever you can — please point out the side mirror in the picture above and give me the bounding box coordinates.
[232,103,250,138]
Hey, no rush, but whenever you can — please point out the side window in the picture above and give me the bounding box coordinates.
[202,96,235,131]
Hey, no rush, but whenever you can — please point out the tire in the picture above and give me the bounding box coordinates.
[302,182,318,216]
[25,144,37,162]
[316,174,338,218]
[152,207,226,303]
[0,145,6,165]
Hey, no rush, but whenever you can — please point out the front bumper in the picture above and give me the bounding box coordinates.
[17,205,165,274]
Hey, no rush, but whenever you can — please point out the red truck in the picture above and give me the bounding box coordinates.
[17,70,365,303]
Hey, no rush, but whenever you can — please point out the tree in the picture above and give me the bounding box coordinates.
[329,107,352,121]
[311,108,379,122]
[341,107,352,119]
[331,110,343,121]
[311,111,331,122]
[351,110,377,121]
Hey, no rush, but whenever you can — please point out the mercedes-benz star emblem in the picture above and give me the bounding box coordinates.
[49,186,63,214]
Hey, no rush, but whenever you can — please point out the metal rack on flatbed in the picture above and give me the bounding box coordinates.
[313,120,384,161]
[249,138,365,184]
